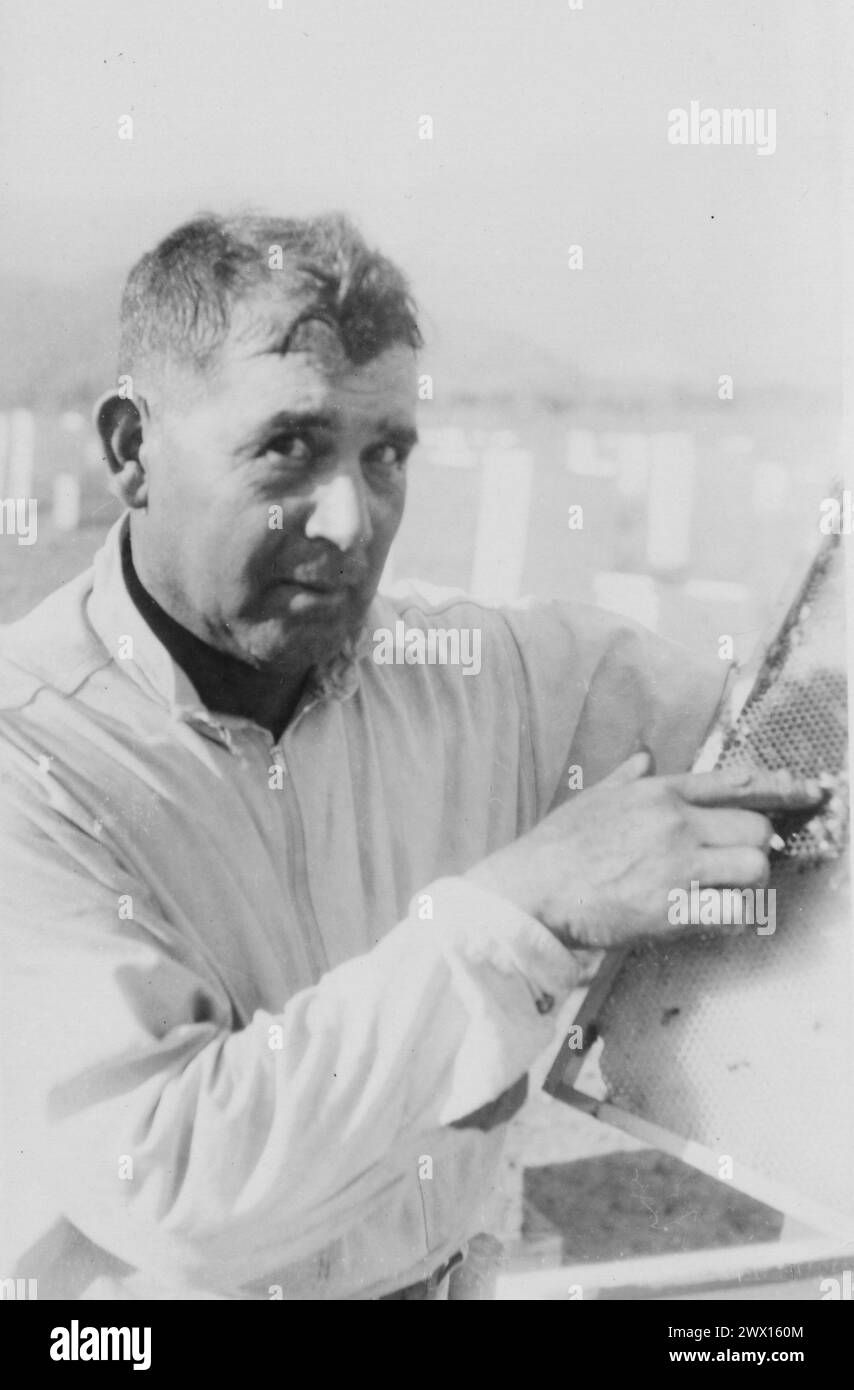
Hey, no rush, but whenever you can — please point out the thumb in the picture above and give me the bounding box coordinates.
[599,746,655,787]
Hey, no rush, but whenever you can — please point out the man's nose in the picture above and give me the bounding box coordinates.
[303,470,372,552]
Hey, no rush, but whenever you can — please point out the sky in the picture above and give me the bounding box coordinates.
[0,0,848,390]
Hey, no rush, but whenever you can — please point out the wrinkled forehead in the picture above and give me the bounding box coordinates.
[229,283,349,366]
[212,291,418,417]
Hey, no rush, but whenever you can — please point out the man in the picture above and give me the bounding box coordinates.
[0,213,820,1300]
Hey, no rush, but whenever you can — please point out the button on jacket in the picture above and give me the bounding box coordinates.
[0,514,725,1299]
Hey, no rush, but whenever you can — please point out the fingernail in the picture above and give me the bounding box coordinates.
[725,766,753,786]
[768,833,786,853]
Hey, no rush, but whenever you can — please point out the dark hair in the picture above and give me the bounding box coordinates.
[117,211,422,380]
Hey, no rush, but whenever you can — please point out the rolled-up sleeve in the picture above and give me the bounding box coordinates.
[0,787,579,1290]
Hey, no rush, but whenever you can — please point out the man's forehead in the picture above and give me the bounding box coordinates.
[215,300,417,414]
[230,291,347,364]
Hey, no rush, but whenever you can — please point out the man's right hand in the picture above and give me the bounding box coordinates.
[466,751,826,950]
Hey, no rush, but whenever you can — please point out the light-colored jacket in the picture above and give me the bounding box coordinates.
[0,514,723,1299]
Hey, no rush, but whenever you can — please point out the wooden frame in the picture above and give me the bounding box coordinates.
[544,525,853,1239]
[496,1236,854,1300]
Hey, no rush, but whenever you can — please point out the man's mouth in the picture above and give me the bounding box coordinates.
[271,560,366,596]
[273,575,348,597]
[279,577,337,593]
[267,571,357,612]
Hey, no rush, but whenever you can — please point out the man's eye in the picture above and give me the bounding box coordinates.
[264,434,312,463]
[366,442,407,469]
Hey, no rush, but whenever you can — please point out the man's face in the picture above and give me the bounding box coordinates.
[135,305,418,672]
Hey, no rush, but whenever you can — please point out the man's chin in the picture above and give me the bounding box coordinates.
[234,607,364,673]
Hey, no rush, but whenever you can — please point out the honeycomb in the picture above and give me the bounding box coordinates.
[580,534,854,1220]
[716,540,848,861]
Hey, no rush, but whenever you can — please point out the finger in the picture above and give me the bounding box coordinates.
[599,748,654,787]
[635,743,656,775]
[672,767,827,813]
[684,807,773,849]
[694,846,770,887]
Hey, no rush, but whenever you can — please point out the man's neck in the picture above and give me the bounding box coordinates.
[121,532,305,740]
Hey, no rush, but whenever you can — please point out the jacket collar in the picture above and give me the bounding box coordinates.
[87,513,370,742]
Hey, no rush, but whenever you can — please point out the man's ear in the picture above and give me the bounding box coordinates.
[93,390,149,508]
